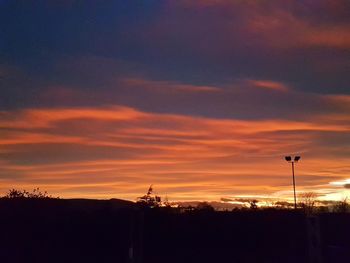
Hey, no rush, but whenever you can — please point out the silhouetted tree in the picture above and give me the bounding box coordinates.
[196,202,215,212]
[137,185,162,208]
[249,200,258,210]
[299,192,317,214]
[163,195,171,207]
[316,206,329,213]
[332,198,349,213]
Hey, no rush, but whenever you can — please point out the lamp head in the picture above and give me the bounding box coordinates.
[294,156,301,162]
[285,156,292,162]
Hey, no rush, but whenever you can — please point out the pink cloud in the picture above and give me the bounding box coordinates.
[303,27,350,49]
[122,78,222,93]
[157,0,350,52]
[245,79,290,92]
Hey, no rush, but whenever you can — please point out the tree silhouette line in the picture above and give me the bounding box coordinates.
[135,185,350,214]
[1,186,349,213]
[1,188,58,199]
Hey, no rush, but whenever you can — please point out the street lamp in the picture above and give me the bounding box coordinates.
[285,155,301,209]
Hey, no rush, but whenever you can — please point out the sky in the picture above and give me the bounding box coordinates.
[0,0,350,202]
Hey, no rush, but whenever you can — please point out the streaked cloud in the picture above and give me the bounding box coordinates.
[0,103,349,200]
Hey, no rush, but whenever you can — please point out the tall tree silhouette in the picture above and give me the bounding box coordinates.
[137,185,162,208]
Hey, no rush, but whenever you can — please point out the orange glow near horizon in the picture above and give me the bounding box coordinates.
[1,103,350,202]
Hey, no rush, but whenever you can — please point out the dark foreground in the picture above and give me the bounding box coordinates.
[0,199,349,263]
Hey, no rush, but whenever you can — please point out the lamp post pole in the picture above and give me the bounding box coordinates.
[291,161,297,209]
[285,156,300,210]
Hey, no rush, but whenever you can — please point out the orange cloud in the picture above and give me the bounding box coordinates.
[0,105,349,201]
[0,106,145,129]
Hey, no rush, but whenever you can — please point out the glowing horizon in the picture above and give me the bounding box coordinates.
[1,102,349,202]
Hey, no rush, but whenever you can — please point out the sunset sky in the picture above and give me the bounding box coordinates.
[1,0,349,202]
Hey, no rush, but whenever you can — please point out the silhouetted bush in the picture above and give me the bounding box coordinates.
[2,188,58,199]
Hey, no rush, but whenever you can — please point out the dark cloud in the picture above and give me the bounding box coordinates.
[2,59,350,122]
[0,0,349,100]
